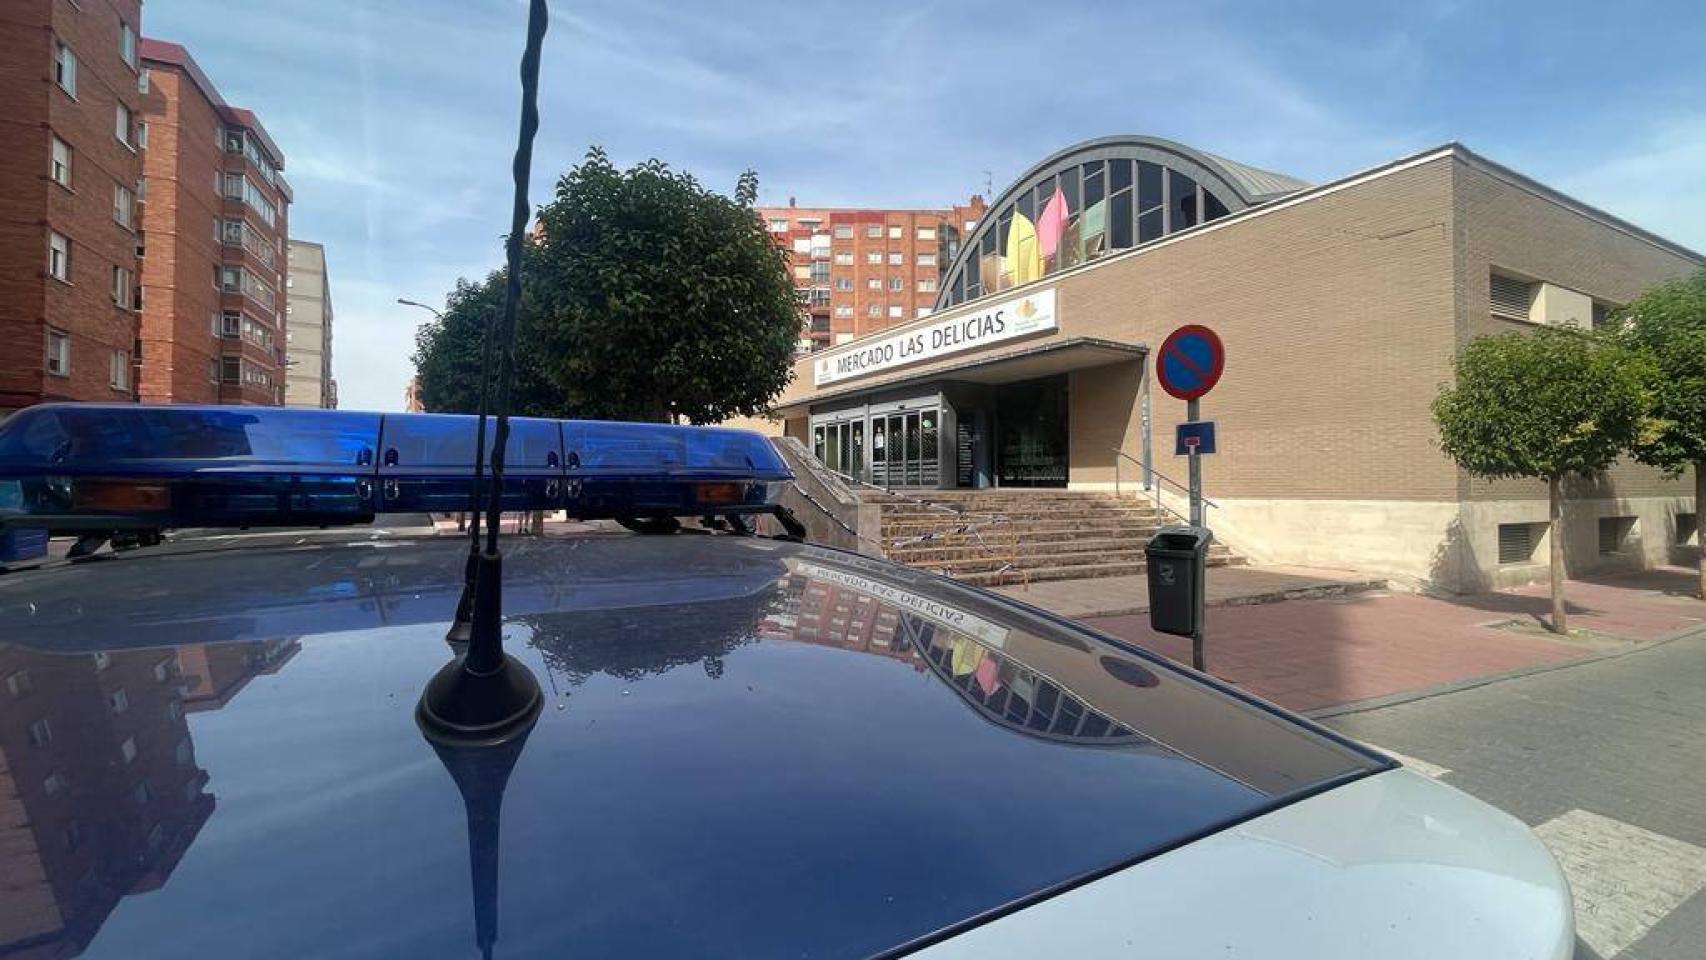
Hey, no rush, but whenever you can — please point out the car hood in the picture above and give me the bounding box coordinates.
[0,534,1384,959]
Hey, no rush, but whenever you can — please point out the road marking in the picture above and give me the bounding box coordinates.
[1361,742,1450,778]
[1535,809,1706,958]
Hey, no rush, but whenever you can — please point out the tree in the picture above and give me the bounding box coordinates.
[409,256,559,417]
[529,149,799,423]
[1433,326,1651,633]
[1613,268,1706,598]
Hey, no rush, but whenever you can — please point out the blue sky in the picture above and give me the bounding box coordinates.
[144,0,1706,411]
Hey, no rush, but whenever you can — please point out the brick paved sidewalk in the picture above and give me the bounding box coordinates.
[1082,566,1706,714]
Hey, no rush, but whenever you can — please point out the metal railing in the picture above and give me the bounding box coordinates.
[1110,447,1215,525]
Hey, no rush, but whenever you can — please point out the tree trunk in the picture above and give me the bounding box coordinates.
[1548,475,1567,635]
[1696,462,1705,601]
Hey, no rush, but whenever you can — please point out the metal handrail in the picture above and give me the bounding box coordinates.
[1109,447,1215,524]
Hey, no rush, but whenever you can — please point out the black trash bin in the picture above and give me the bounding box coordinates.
[1146,526,1212,638]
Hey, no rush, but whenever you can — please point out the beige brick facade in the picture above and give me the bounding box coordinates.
[760,145,1702,590]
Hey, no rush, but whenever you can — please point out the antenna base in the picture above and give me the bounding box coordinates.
[416,652,544,747]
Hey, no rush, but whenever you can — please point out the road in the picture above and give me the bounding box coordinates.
[1325,631,1706,960]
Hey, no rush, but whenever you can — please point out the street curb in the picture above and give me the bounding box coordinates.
[1058,577,1389,621]
[1308,617,1706,720]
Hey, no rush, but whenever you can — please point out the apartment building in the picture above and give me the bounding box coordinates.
[137,39,290,406]
[284,239,335,408]
[0,0,147,413]
[756,197,985,353]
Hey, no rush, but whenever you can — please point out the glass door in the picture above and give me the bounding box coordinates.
[871,418,888,486]
[903,413,921,486]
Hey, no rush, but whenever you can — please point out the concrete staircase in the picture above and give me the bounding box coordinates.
[878,489,1242,587]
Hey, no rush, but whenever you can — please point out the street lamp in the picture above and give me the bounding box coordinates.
[397,298,445,321]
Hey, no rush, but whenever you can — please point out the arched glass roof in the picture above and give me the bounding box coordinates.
[934,136,1309,310]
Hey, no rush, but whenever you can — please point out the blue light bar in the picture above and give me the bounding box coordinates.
[0,404,791,533]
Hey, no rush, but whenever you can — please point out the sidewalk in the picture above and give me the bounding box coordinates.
[1077,566,1706,715]
[992,564,1385,619]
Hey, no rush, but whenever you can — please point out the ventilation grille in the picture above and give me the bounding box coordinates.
[1598,516,1635,555]
[1498,523,1537,564]
[1490,273,1536,318]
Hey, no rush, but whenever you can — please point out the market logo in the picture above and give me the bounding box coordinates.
[1018,297,1038,319]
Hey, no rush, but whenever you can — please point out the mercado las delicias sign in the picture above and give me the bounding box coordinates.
[813,288,1058,387]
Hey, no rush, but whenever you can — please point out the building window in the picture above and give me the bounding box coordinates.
[48,231,70,281]
[109,349,130,390]
[45,330,70,376]
[138,67,149,94]
[1497,522,1543,565]
[766,218,788,232]
[832,225,852,239]
[917,226,937,241]
[1598,516,1636,555]
[136,121,147,149]
[112,266,133,310]
[917,278,937,292]
[120,736,138,765]
[108,687,129,715]
[833,305,853,318]
[916,307,934,319]
[866,304,881,317]
[1490,272,1538,319]
[1671,511,1699,549]
[917,252,938,267]
[864,225,882,239]
[119,20,137,68]
[221,357,241,384]
[28,718,52,748]
[834,277,852,291]
[50,136,71,187]
[887,305,903,318]
[889,276,904,291]
[866,277,881,290]
[54,42,76,96]
[865,251,881,264]
[887,252,902,266]
[115,102,133,148]
[219,266,241,292]
[887,225,902,239]
[114,183,134,228]
[833,252,853,266]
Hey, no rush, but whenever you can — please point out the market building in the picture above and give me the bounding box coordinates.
[749,136,1703,591]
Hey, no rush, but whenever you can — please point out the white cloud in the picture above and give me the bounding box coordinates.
[1552,116,1706,254]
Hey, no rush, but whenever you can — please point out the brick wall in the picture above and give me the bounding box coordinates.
[1454,159,1700,502]
[0,0,144,411]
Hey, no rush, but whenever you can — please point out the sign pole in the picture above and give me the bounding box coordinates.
[1187,397,1205,671]
[1187,397,1202,527]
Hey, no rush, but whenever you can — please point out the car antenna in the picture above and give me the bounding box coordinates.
[417,0,548,745]
[446,305,498,650]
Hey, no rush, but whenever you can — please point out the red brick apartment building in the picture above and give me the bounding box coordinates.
[138,39,290,405]
[756,197,986,353]
[0,0,147,413]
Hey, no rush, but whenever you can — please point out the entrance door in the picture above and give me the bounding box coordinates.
[995,376,1068,487]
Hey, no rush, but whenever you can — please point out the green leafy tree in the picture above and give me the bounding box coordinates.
[1613,268,1706,597]
[409,255,559,416]
[529,149,799,423]
[1433,326,1651,633]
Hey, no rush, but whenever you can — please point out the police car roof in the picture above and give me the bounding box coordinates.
[0,532,1384,959]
